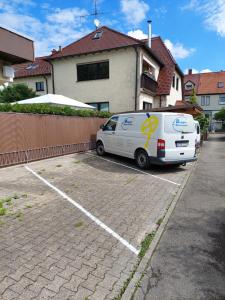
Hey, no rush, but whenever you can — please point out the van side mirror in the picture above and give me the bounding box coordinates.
[100,124,105,130]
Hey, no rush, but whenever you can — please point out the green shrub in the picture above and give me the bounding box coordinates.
[0,103,112,118]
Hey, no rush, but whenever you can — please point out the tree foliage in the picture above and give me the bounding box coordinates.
[0,84,37,103]
[214,108,225,121]
[0,103,111,118]
[189,88,198,105]
[195,113,209,133]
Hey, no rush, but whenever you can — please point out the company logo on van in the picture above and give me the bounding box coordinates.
[172,117,188,132]
[121,117,134,130]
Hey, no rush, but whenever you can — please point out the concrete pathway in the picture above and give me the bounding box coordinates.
[133,133,225,300]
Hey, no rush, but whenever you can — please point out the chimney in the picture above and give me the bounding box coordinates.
[188,69,192,75]
[58,46,62,52]
[147,20,152,48]
[51,49,57,55]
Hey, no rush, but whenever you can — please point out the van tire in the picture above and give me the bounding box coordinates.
[96,141,105,156]
[135,149,150,169]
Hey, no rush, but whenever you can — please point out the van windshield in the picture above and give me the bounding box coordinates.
[164,115,195,134]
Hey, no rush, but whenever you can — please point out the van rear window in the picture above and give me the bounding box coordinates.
[164,115,195,133]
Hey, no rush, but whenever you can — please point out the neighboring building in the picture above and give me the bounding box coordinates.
[0,27,34,85]
[13,57,53,95]
[184,69,225,120]
[47,26,183,112]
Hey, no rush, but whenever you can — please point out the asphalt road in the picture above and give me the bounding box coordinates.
[134,133,225,300]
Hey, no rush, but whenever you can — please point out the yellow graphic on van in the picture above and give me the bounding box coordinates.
[140,115,159,149]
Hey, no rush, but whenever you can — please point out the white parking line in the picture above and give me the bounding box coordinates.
[87,153,181,186]
[25,165,139,256]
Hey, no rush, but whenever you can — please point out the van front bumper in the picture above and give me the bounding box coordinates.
[149,156,197,166]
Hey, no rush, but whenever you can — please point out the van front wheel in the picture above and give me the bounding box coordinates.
[96,141,105,156]
[135,150,150,169]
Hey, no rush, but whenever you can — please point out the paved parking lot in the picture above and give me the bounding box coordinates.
[0,152,192,299]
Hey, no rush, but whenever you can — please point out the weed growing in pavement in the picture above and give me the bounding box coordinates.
[15,211,23,221]
[156,218,163,226]
[0,202,7,216]
[56,164,62,167]
[74,221,84,228]
[12,193,19,200]
[139,231,156,259]
[25,204,32,209]
[74,160,81,164]
[22,194,28,198]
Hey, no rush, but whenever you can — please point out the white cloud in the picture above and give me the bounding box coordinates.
[184,68,212,74]
[182,0,225,37]
[164,39,195,59]
[0,2,90,56]
[127,29,147,39]
[121,0,149,25]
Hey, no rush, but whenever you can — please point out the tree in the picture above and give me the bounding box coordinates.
[0,84,37,103]
[189,88,198,105]
[214,108,225,121]
[195,113,209,133]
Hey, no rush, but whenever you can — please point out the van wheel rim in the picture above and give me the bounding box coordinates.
[98,145,104,154]
[138,154,146,166]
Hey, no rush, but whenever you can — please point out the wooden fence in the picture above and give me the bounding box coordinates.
[0,112,106,167]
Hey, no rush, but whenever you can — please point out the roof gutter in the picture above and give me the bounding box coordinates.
[48,60,55,94]
[134,46,140,111]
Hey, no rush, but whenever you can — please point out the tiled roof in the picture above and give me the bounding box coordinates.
[14,57,51,78]
[49,26,163,66]
[142,37,183,95]
[184,71,225,95]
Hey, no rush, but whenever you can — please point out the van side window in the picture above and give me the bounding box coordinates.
[104,116,118,131]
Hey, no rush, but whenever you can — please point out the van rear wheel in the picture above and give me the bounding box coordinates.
[96,141,105,156]
[135,150,150,169]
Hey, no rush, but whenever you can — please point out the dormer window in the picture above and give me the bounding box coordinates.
[185,81,194,90]
[93,31,103,39]
[26,63,38,70]
[218,82,224,88]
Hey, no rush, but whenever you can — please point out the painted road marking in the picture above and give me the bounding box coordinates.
[87,153,181,186]
[25,165,139,256]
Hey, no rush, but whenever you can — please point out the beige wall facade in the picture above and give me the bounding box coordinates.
[166,70,182,106]
[13,75,53,95]
[53,48,137,112]
[0,59,12,84]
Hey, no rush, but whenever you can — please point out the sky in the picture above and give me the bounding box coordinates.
[0,0,225,74]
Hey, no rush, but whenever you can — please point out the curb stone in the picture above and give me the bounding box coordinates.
[121,160,198,300]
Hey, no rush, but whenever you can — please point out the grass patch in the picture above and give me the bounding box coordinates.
[0,206,7,216]
[74,221,84,228]
[12,193,19,200]
[139,231,156,259]
[22,194,28,198]
[15,211,23,221]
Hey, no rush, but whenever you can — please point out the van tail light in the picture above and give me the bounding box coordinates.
[157,139,165,150]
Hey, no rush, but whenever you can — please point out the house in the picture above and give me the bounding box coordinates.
[0,27,34,85]
[184,69,225,120]
[13,26,183,112]
[13,57,53,95]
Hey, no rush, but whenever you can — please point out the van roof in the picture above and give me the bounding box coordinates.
[113,112,193,117]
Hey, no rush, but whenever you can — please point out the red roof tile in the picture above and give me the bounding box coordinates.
[14,57,51,78]
[184,71,225,95]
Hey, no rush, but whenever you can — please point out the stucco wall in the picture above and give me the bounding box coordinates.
[52,48,137,112]
[0,60,11,84]
[166,70,182,106]
[13,75,53,95]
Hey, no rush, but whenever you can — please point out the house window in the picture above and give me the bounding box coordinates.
[185,82,194,90]
[36,82,44,91]
[86,102,109,112]
[143,101,152,110]
[93,31,103,39]
[219,95,225,105]
[103,116,118,131]
[176,78,179,91]
[77,61,109,81]
[201,96,210,106]
[217,82,224,88]
[172,75,175,88]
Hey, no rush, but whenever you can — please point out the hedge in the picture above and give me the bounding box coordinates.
[0,103,112,118]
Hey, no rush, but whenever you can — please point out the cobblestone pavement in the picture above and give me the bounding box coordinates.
[0,153,191,299]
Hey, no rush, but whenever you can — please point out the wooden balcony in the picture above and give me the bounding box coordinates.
[141,73,158,94]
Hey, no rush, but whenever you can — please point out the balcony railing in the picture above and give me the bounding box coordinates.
[141,73,158,94]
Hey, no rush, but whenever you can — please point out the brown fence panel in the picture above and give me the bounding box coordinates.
[0,113,106,167]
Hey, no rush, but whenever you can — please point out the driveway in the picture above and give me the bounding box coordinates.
[133,133,225,300]
[0,152,191,299]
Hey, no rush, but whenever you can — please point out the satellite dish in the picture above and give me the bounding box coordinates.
[94,19,100,28]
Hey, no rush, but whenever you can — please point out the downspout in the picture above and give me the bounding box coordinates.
[48,60,55,94]
[134,46,140,111]
[43,75,48,94]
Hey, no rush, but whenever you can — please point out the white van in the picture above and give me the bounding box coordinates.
[96,112,197,169]
[194,120,201,147]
